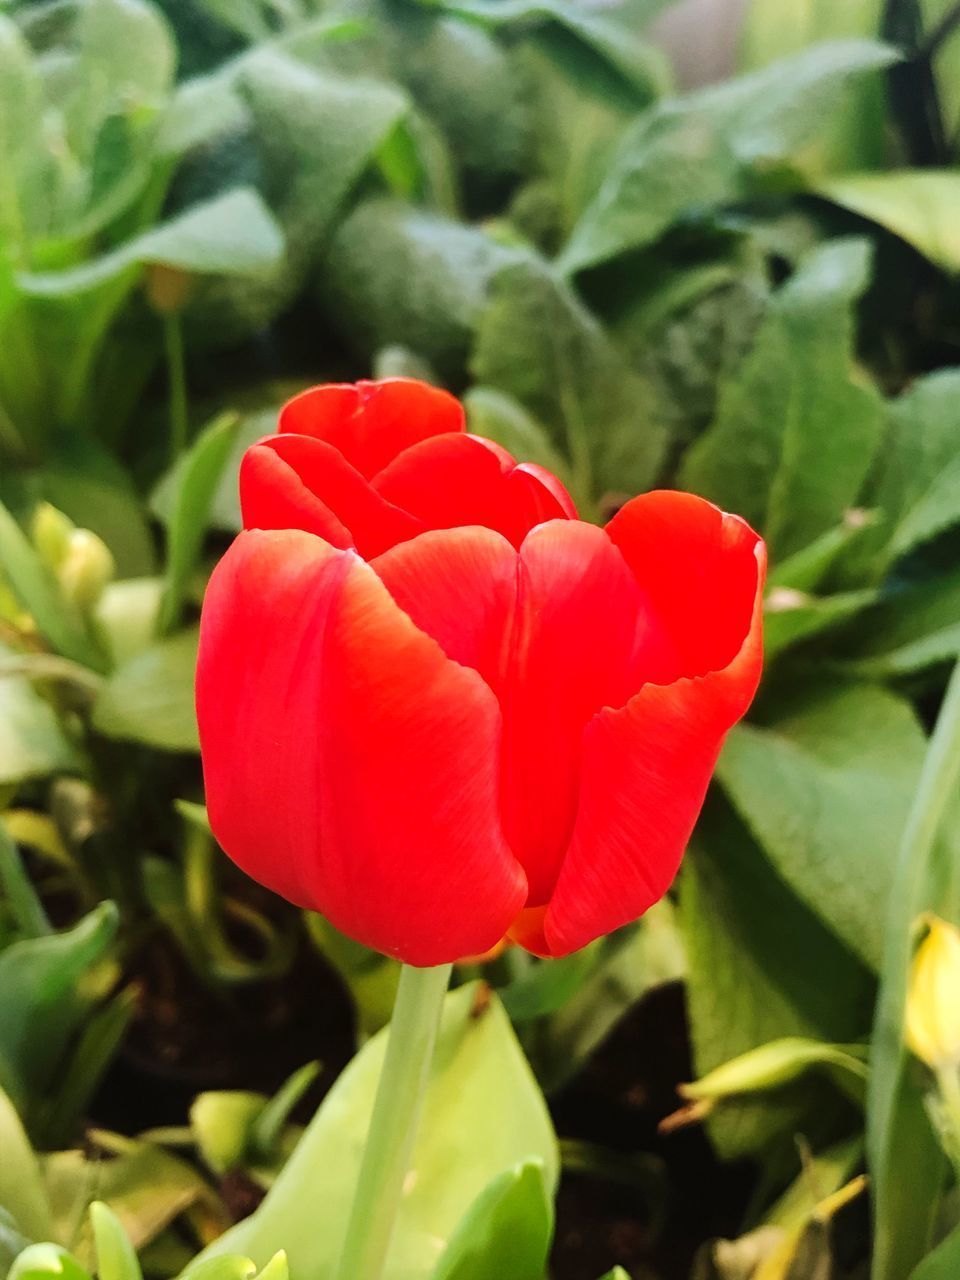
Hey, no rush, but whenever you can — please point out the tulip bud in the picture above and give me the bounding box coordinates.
[58,529,116,612]
[145,263,193,314]
[906,916,960,1071]
[32,502,75,572]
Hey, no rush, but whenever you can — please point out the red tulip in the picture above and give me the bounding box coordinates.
[197,379,765,966]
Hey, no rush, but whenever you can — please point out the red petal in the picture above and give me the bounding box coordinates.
[373,433,577,548]
[240,435,421,558]
[606,490,762,678]
[197,529,526,966]
[278,379,464,480]
[375,521,675,906]
[539,504,766,957]
[499,521,675,904]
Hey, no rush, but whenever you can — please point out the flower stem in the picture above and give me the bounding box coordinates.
[334,962,452,1280]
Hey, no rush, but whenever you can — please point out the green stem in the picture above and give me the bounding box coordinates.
[334,962,452,1280]
[164,312,188,461]
[869,659,960,1278]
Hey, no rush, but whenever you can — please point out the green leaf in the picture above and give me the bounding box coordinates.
[318,199,520,382]
[0,645,78,785]
[848,371,960,581]
[180,1256,257,1280]
[0,902,119,1115]
[44,1136,223,1259]
[0,821,50,939]
[76,0,176,114]
[680,797,873,1158]
[191,1091,268,1177]
[463,387,571,482]
[194,983,557,1280]
[471,258,668,505]
[158,412,240,633]
[0,18,45,243]
[764,587,877,659]
[680,238,883,559]
[92,629,199,751]
[90,1201,142,1280]
[739,0,886,169]
[912,1225,960,1279]
[838,568,960,678]
[0,1087,52,1241]
[560,39,897,273]
[8,1244,91,1280]
[818,171,960,273]
[681,1037,867,1105]
[429,1161,553,1280]
[0,500,102,669]
[717,682,928,970]
[430,0,669,97]
[18,189,284,297]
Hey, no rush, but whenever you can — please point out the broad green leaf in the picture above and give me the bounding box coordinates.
[0,18,45,244]
[740,0,886,169]
[386,13,528,186]
[471,259,668,505]
[912,1225,960,1279]
[43,1136,223,1261]
[430,0,670,97]
[717,682,927,970]
[846,371,960,581]
[0,1087,52,1241]
[318,199,520,382]
[195,983,558,1280]
[680,797,873,1159]
[680,239,883,559]
[0,646,78,784]
[238,51,409,247]
[839,568,960,678]
[157,412,240,633]
[76,0,176,113]
[92,629,199,751]
[0,500,102,669]
[819,171,960,273]
[19,189,284,297]
[463,387,570,483]
[89,1202,141,1280]
[560,40,897,273]
[0,902,119,1114]
[429,1161,552,1280]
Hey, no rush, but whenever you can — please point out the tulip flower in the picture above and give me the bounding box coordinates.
[197,377,765,968]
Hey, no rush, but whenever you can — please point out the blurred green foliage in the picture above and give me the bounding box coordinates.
[5,0,960,1277]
